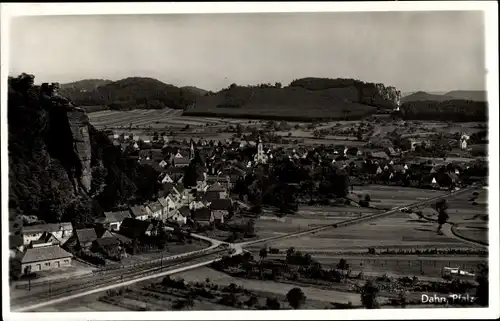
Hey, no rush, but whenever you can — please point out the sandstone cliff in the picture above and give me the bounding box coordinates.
[67,109,92,192]
[9,73,156,227]
[43,83,92,193]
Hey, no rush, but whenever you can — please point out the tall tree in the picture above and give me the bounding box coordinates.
[360,280,379,309]
[286,287,306,309]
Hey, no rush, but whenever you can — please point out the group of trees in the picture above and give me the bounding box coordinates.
[398,100,487,122]
[232,156,350,214]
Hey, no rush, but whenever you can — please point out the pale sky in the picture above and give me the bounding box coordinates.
[9,11,486,92]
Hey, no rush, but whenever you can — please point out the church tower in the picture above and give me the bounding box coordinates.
[254,135,268,164]
[189,139,195,160]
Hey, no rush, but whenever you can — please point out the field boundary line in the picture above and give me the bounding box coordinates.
[450,225,489,247]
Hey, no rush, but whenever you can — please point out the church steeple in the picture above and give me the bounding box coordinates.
[254,134,268,164]
[190,139,195,160]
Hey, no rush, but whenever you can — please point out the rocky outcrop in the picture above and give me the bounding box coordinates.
[43,83,92,193]
[359,83,401,110]
[288,77,401,109]
[67,109,92,192]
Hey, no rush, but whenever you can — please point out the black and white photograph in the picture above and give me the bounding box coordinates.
[1,2,498,320]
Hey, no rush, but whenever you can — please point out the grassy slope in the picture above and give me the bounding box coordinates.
[185,86,378,121]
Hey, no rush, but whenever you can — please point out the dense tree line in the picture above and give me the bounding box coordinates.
[60,77,197,110]
[399,100,487,121]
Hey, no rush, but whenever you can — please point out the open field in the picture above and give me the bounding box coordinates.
[246,186,483,259]
[177,267,363,307]
[36,267,339,311]
[350,185,448,209]
[264,253,486,278]
[254,206,381,239]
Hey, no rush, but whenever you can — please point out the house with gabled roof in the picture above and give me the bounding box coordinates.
[103,210,132,231]
[210,199,232,223]
[146,200,163,220]
[21,222,73,246]
[207,182,227,199]
[192,207,213,225]
[174,157,190,168]
[168,206,189,226]
[30,231,61,248]
[129,205,149,221]
[161,173,174,184]
[119,218,156,238]
[74,228,98,249]
[21,245,73,274]
[91,237,122,254]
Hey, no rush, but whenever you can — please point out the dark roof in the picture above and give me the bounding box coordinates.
[203,191,221,202]
[129,205,148,218]
[99,230,115,238]
[161,182,175,194]
[178,206,191,217]
[94,237,121,247]
[212,211,225,220]
[192,207,212,221]
[22,222,73,234]
[207,182,225,192]
[104,210,131,223]
[158,197,168,208]
[21,245,73,263]
[38,231,59,243]
[120,218,153,236]
[175,183,185,193]
[210,199,232,211]
[110,232,132,244]
[167,167,185,174]
[174,157,191,165]
[147,201,163,213]
[76,228,98,244]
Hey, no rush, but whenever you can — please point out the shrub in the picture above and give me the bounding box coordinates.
[359,200,370,207]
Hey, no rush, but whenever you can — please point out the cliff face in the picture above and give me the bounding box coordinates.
[9,74,151,227]
[67,109,92,192]
[8,75,93,224]
[359,83,401,109]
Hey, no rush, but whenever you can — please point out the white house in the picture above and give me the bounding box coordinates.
[146,201,163,220]
[460,133,470,151]
[21,223,73,246]
[159,160,168,168]
[103,211,131,231]
[189,199,207,210]
[206,182,227,199]
[168,209,188,225]
[161,174,174,184]
[129,205,149,221]
[196,180,208,192]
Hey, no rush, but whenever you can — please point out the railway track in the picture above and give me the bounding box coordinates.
[11,248,227,310]
[11,185,480,311]
[238,186,478,249]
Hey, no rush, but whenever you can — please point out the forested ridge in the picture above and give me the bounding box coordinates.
[59,77,199,111]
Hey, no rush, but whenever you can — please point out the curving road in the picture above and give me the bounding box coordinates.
[12,185,483,312]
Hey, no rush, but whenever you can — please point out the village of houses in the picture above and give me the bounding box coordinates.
[9,126,484,282]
